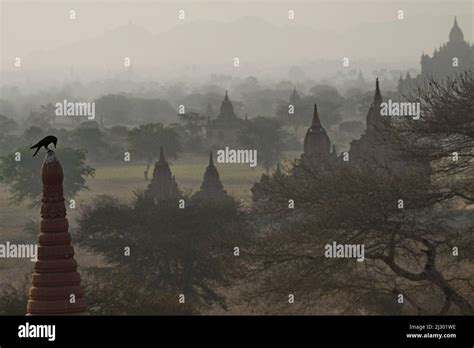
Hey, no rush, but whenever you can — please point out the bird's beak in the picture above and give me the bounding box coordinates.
[54,143,57,148]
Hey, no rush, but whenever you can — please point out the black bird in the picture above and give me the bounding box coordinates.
[30,135,57,157]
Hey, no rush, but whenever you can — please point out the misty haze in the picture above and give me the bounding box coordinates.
[0,0,473,320]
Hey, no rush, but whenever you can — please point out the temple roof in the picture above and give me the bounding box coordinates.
[217,90,238,120]
[289,86,301,105]
[449,16,464,43]
[373,78,382,104]
[365,78,387,135]
[195,152,227,200]
[303,104,331,157]
[146,147,180,202]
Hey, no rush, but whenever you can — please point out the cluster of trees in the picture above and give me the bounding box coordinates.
[237,116,296,174]
[94,95,177,126]
[0,109,298,193]
[74,191,249,313]
[0,114,294,209]
[0,147,94,208]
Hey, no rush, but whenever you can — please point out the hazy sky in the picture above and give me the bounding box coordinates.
[0,0,472,81]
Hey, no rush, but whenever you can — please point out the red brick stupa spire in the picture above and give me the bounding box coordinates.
[27,150,87,315]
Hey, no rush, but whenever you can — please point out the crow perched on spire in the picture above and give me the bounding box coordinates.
[30,135,57,157]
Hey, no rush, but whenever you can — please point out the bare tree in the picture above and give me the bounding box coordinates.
[390,70,474,204]
[244,72,474,314]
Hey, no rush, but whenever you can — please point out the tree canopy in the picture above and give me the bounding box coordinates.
[128,123,181,180]
[0,147,95,207]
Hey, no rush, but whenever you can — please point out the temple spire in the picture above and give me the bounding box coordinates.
[289,86,301,105]
[312,104,321,125]
[374,78,382,104]
[449,16,464,42]
[195,152,227,201]
[209,151,214,167]
[217,90,237,120]
[303,104,331,157]
[27,150,87,315]
[158,146,165,164]
[146,147,180,202]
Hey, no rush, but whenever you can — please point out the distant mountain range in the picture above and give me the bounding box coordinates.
[7,15,473,80]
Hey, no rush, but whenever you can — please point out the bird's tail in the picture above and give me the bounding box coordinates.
[32,147,40,157]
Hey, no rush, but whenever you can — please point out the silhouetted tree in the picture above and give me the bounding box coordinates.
[248,158,473,314]
[177,112,206,152]
[70,126,108,162]
[390,71,474,204]
[276,96,314,138]
[308,84,345,127]
[0,147,94,207]
[76,193,248,311]
[238,117,291,174]
[95,94,133,125]
[128,123,181,180]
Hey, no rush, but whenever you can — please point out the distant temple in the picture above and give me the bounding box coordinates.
[302,104,337,160]
[145,147,181,202]
[349,79,431,178]
[145,146,232,202]
[283,86,304,124]
[348,78,393,168]
[355,70,368,89]
[289,86,302,105]
[206,91,245,146]
[398,17,474,93]
[253,77,430,205]
[194,152,228,201]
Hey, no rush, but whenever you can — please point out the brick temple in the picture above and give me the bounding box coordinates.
[194,152,228,201]
[145,146,181,202]
[27,150,87,315]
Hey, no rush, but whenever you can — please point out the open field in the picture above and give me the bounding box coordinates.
[86,153,267,202]
[1,153,271,233]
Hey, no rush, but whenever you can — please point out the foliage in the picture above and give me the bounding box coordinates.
[128,123,181,180]
[95,94,177,126]
[0,275,29,315]
[0,147,95,207]
[76,193,247,311]
[247,72,474,314]
[0,114,19,136]
[249,158,474,314]
[308,84,345,127]
[276,96,314,138]
[82,268,198,315]
[392,71,474,204]
[70,126,109,162]
[177,112,206,152]
[237,117,292,173]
